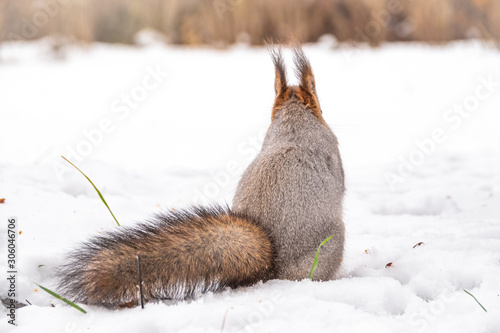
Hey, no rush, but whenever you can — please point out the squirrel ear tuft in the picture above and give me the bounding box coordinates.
[268,46,287,96]
[292,45,318,100]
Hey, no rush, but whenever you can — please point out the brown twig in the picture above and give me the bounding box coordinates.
[137,254,144,309]
[221,307,231,333]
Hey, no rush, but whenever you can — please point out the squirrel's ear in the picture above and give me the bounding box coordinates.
[292,44,325,124]
[293,46,318,100]
[269,47,287,96]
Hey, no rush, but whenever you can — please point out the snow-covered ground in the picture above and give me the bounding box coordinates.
[0,39,499,332]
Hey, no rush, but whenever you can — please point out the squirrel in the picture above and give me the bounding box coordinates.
[57,44,345,308]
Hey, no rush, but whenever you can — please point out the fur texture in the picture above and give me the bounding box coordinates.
[58,206,275,307]
[233,45,345,281]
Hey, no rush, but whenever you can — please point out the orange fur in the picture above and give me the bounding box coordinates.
[272,87,327,126]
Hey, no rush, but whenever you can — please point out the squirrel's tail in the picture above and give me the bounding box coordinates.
[57,206,275,308]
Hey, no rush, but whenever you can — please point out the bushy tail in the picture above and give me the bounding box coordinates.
[58,206,275,308]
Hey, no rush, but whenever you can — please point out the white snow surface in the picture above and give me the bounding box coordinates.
[0,39,499,333]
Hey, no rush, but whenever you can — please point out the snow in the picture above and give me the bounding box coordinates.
[1,39,499,332]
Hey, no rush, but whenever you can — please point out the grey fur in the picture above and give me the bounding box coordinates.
[232,48,345,281]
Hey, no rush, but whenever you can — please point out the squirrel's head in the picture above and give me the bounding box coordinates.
[269,45,326,126]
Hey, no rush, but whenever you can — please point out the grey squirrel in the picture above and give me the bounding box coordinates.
[58,44,345,308]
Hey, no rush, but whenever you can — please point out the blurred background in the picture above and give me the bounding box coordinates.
[1,0,499,48]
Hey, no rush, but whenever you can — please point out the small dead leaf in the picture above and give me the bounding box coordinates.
[413,242,424,248]
[0,198,5,203]
[34,289,38,292]
[385,262,393,268]
[19,231,22,235]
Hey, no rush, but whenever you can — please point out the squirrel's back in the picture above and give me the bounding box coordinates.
[232,46,345,281]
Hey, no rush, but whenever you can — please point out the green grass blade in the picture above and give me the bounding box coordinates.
[309,235,334,279]
[62,156,120,226]
[463,289,487,312]
[37,284,87,314]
